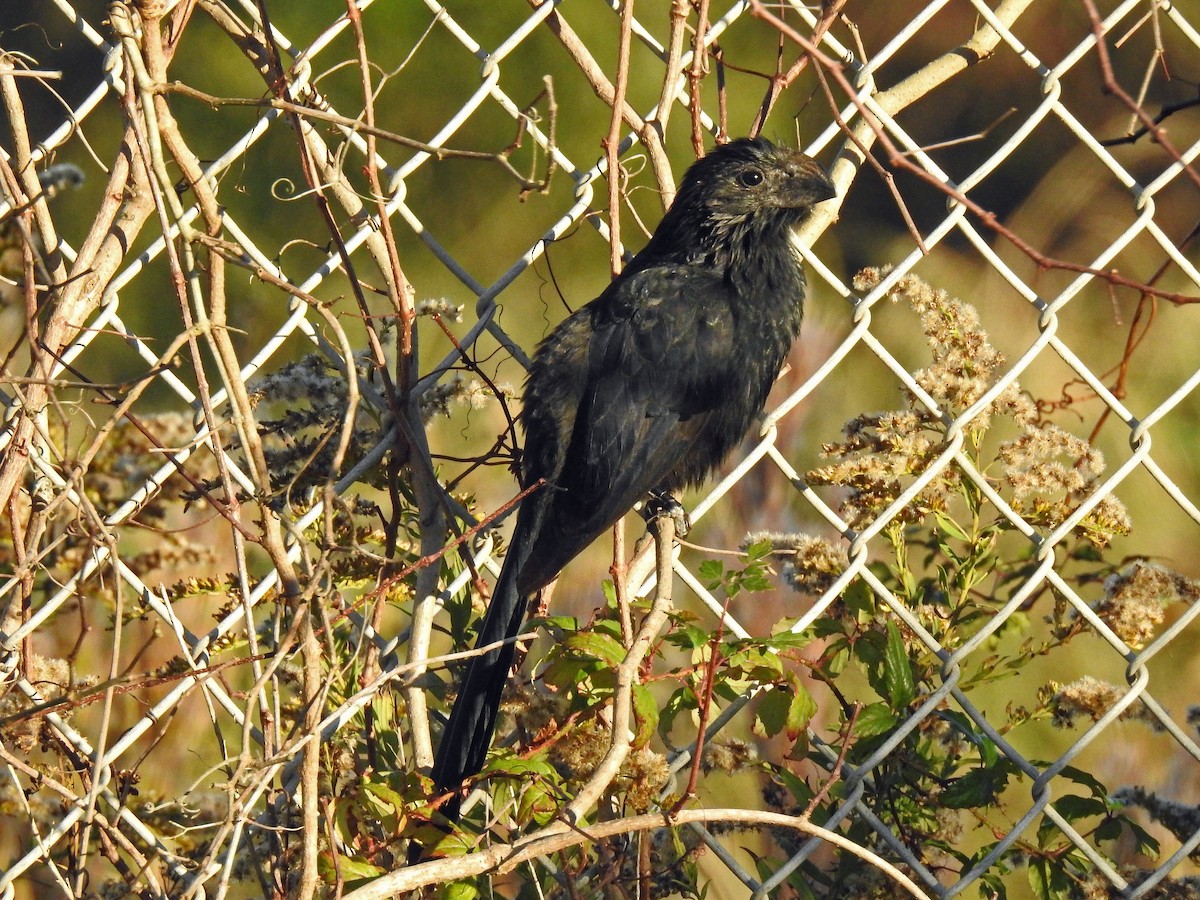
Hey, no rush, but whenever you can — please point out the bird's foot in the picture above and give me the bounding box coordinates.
[642,491,691,537]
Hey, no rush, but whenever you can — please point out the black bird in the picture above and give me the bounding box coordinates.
[430,137,835,814]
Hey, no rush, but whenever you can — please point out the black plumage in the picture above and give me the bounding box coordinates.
[430,137,835,814]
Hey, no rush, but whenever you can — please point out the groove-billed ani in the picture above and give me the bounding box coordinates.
[430,137,835,813]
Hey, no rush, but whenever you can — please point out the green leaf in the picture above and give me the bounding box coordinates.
[594,618,627,641]
[712,678,745,702]
[361,780,405,816]
[562,632,626,666]
[665,623,711,650]
[853,702,897,737]
[1094,817,1123,844]
[415,823,476,857]
[481,755,557,779]
[725,645,784,680]
[940,766,1009,808]
[768,623,818,646]
[517,773,560,825]
[587,666,619,694]
[824,639,850,676]
[541,656,590,691]
[771,766,815,806]
[786,685,818,741]
[843,578,876,614]
[698,559,725,588]
[1027,856,1071,900]
[883,620,917,707]
[1053,794,1107,821]
[979,871,1009,900]
[810,618,848,639]
[756,687,790,738]
[1036,812,1062,849]
[736,570,772,593]
[1057,766,1110,800]
[443,882,482,900]
[484,756,560,826]
[1124,819,1160,857]
[631,684,658,748]
[745,539,774,561]
[979,734,1000,768]
[318,852,385,884]
[660,686,698,736]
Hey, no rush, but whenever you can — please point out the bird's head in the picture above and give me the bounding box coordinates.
[640,138,835,267]
[674,137,836,224]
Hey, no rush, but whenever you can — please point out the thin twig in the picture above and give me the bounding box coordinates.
[688,0,712,156]
[528,0,676,207]
[1079,0,1200,193]
[673,593,729,812]
[343,806,931,899]
[804,702,861,818]
[747,0,847,138]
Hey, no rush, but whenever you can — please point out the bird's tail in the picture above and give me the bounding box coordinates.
[428,501,544,819]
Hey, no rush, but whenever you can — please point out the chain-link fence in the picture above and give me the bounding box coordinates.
[2,1,1199,897]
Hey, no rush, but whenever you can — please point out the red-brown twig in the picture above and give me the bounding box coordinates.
[672,595,729,812]
[747,0,848,138]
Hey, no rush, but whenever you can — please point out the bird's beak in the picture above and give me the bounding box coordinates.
[783,154,837,207]
[811,168,837,204]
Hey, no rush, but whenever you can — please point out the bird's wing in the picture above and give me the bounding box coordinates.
[521,264,737,586]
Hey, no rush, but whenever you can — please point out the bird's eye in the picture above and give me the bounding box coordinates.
[738,168,764,187]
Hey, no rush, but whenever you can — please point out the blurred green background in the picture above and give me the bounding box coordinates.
[3,1,1200,895]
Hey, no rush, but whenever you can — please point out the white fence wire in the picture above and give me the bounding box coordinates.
[2,0,1199,897]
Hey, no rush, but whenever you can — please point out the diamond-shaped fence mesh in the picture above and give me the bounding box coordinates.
[2,1,1199,897]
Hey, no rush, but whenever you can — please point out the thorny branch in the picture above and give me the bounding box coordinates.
[158,81,558,195]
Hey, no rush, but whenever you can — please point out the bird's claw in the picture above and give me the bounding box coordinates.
[642,492,691,537]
